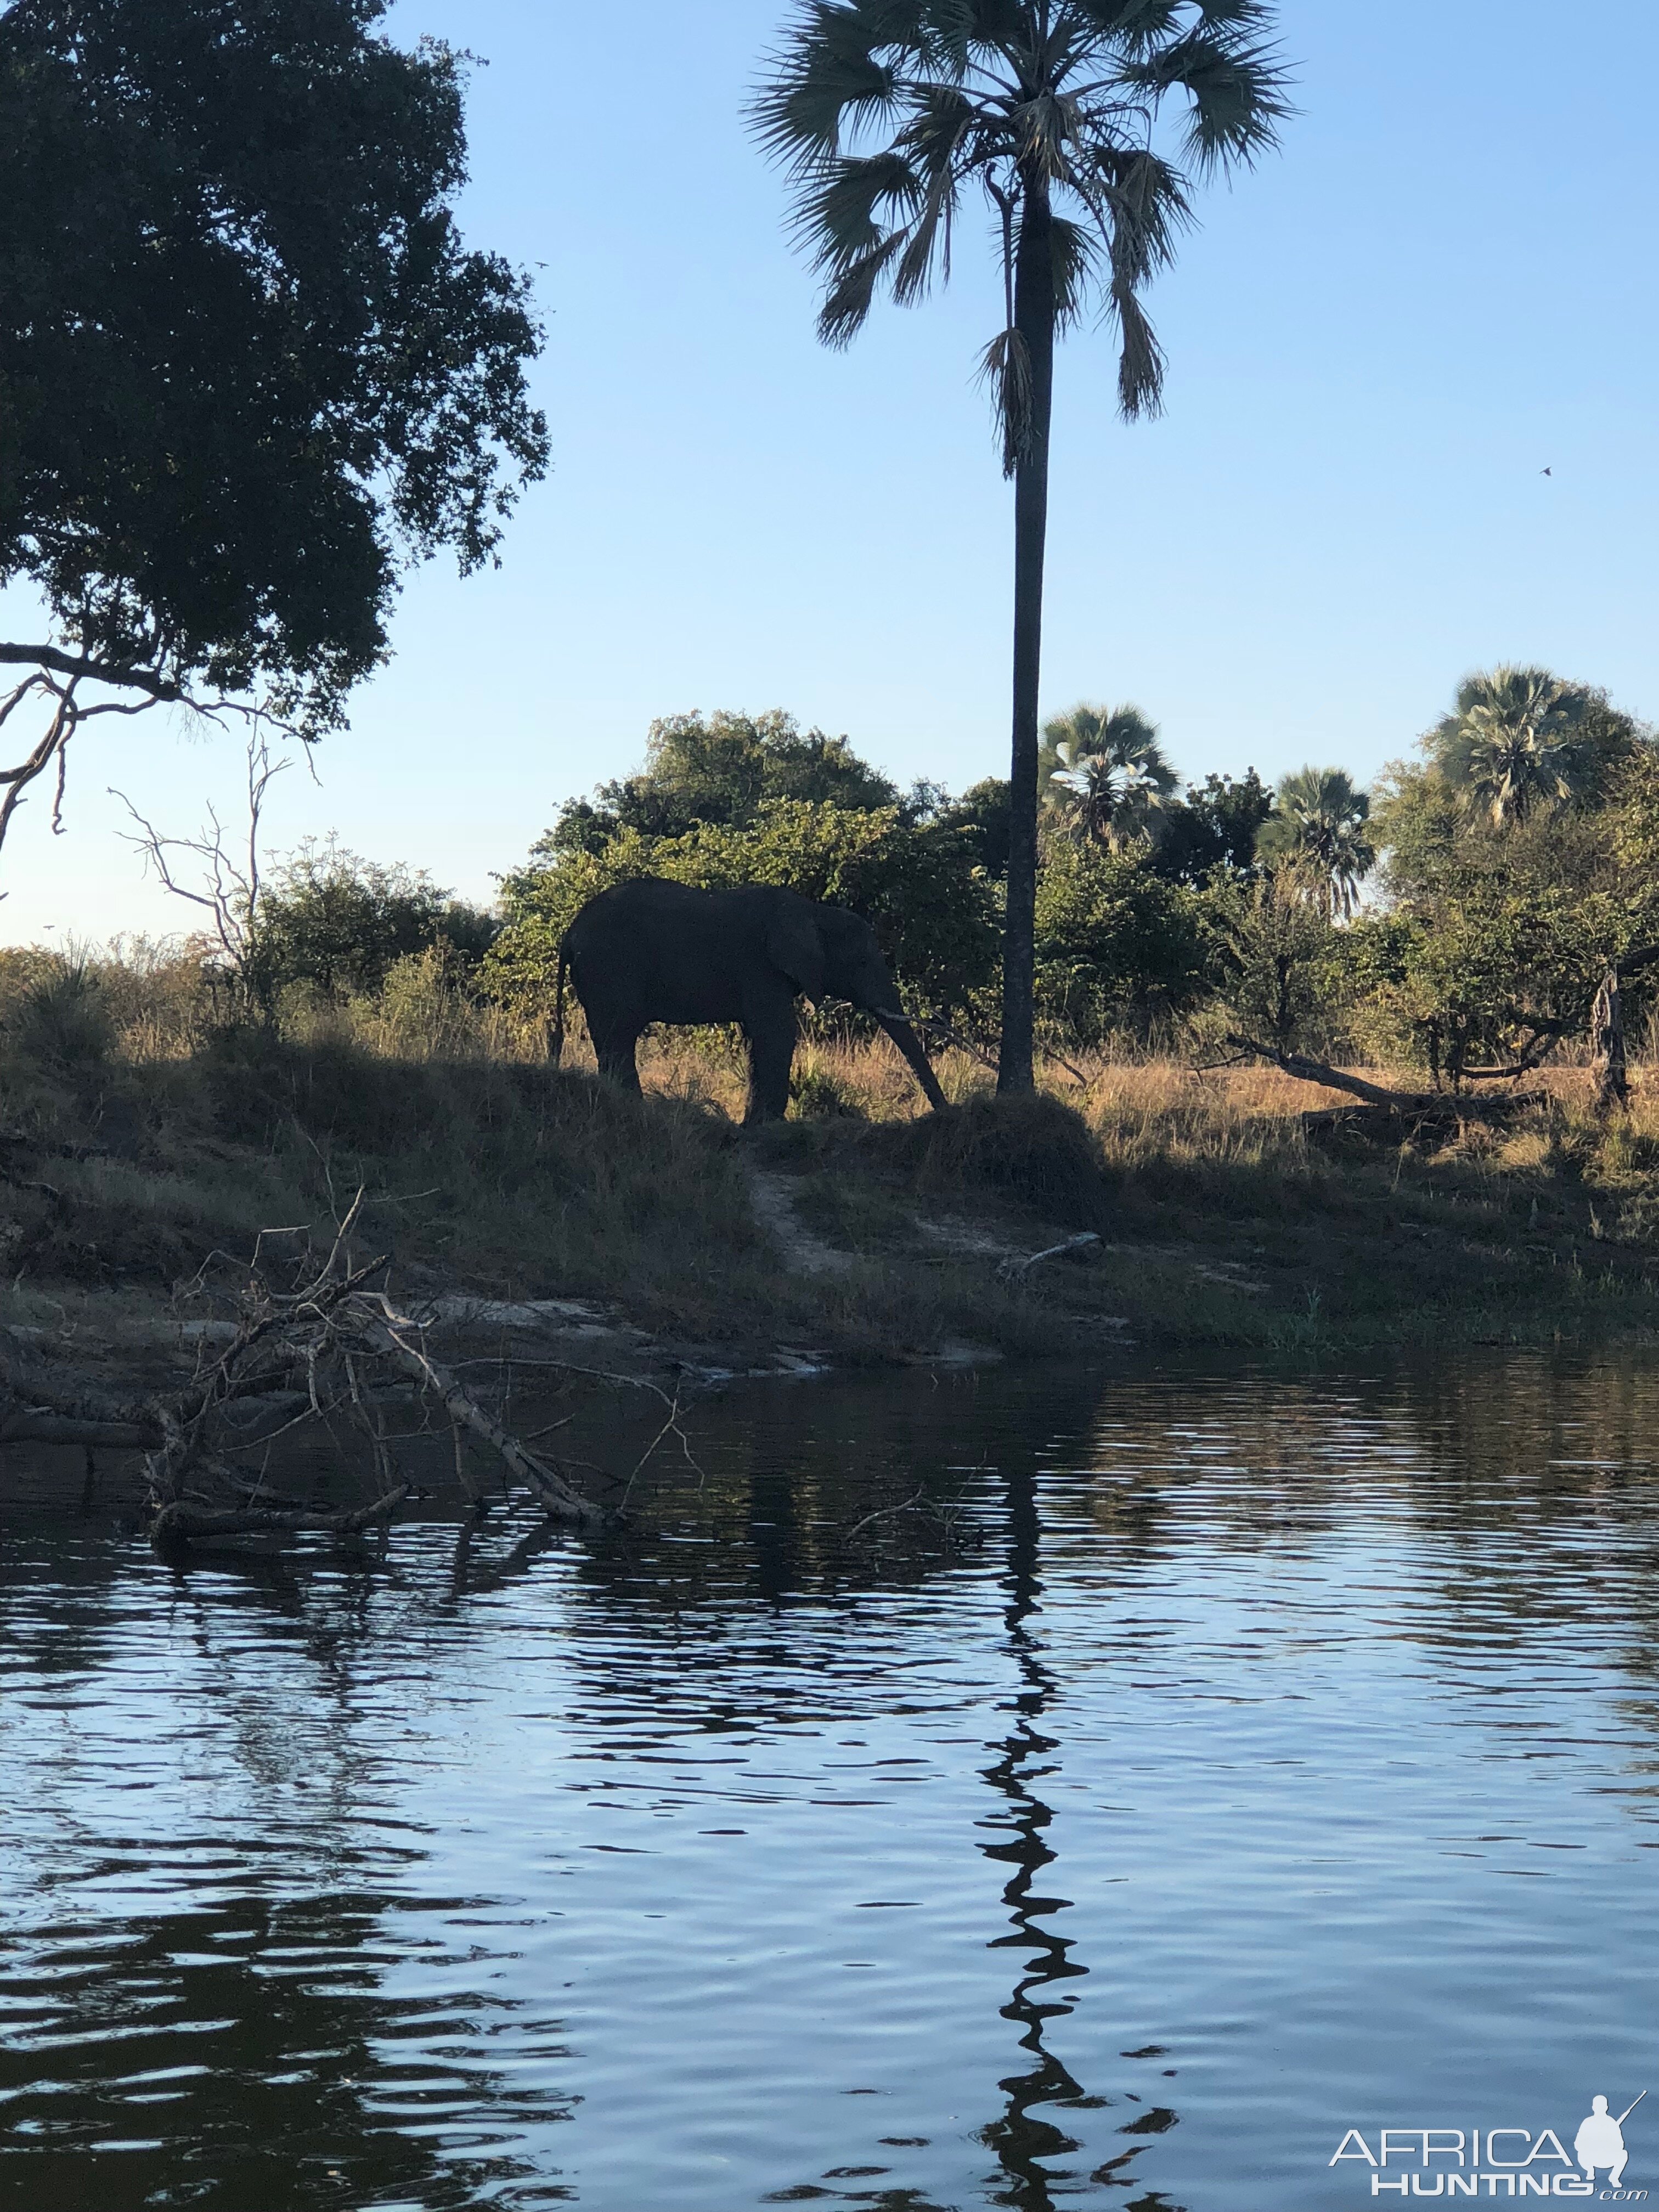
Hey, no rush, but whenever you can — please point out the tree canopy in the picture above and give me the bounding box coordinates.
[1150,769,1275,886]
[249,841,496,1005]
[491,798,1001,1028]
[0,0,548,837]
[1255,766,1375,918]
[1424,667,1636,831]
[1039,702,1176,851]
[541,710,907,854]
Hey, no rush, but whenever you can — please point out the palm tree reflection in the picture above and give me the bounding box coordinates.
[976,1466,1091,2208]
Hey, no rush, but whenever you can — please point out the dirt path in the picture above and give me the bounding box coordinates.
[743,1164,853,1277]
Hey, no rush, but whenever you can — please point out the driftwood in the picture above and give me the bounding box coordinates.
[0,1192,691,1550]
[997,1232,1102,1282]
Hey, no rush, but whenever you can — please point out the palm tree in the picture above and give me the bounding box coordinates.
[1254,766,1374,918]
[754,3,1289,1093]
[1039,701,1175,850]
[1429,666,1593,830]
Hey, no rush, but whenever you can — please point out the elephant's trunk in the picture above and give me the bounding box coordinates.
[873,1007,949,1114]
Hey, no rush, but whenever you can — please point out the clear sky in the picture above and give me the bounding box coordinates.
[3,0,1656,944]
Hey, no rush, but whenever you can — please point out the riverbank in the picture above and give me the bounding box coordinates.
[5,999,1659,1400]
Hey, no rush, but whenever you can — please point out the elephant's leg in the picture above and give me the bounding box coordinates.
[743,999,798,1125]
[590,1019,643,1095]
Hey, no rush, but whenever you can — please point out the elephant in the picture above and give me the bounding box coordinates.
[551,877,949,1123]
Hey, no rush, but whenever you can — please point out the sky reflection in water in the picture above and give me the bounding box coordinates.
[4,1355,1659,2211]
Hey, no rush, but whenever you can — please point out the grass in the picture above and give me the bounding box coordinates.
[3,943,1659,1372]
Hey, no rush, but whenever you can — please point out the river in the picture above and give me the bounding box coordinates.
[4,1353,1659,2210]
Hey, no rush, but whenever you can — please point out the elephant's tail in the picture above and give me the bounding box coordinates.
[549,936,571,1066]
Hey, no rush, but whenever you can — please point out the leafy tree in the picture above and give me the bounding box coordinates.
[1039,702,1176,850]
[1033,839,1212,1045]
[1345,878,1638,1089]
[249,842,496,1003]
[1152,768,1275,885]
[1207,872,1345,1057]
[541,710,901,851]
[489,801,1000,1024]
[935,777,1012,881]
[755,0,1289,1093]
[1255,766,1375,918]
[0,0,548,844]
[1426,667,1605,830]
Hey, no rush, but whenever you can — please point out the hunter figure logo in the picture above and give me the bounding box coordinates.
[1331,2095,1647,2200]
[1576,2097,1645,2192]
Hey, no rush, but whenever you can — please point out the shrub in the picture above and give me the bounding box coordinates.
[1034,843,1215,1045]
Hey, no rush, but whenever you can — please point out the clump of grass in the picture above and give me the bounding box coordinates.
[898,1091,1112,1222]
[8,953,115,1071]
[789,1053,866,1120]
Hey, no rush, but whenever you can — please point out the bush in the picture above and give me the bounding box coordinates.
[7,953,115,1069]
[1034,843,1215,1046]
[247,840,497,1003]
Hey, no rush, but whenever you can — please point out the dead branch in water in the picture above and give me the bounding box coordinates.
[0,1195,701,1550]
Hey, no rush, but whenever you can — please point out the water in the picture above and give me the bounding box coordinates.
[5,1355,1659,2211]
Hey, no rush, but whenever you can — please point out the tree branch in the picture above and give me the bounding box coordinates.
[0,642,181,701]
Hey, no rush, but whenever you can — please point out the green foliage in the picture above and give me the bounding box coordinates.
[250,841,496,1003]
[1363,697,1659,1082]
[1039,703,1177,851]
[488,801,1002,1023]
[935,778,1012,882]
[541,710,902,853]
[1206,877,1346,1056]
[1426,667,1637,830]
[1152,769,1276,887]
[0,0,547,729]
[1254,767,1375,917]
[1032,843,1214,1046]
[1348,874,1649,1086]
[7,951,114,1069]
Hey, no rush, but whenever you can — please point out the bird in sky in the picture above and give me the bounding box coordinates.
[1542,466,1553,476]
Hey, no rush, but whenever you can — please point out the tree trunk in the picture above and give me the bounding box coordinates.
[1593,966,1628,1114]
[997,173,1056,1097]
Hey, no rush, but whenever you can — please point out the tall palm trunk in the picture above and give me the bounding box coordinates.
[998,173,1055,1096]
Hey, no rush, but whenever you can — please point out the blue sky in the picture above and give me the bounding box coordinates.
[3,0,1656,943]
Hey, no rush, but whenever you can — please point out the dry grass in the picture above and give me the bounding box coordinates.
[3,948,1659,1366]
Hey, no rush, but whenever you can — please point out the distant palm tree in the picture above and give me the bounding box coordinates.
[754,3,1289,1094]
[1430,666,1593,829]
[1255,766,1374,918]
[1039,702,1175,851]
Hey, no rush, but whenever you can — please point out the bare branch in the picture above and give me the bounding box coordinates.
[110,722,287,1002]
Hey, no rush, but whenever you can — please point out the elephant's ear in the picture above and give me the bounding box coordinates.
[764,904,826,1003]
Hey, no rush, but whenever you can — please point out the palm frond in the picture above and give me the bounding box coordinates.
[755,0,1291,461]
[819,233,907,345]
[752,10,904,168]
[979,324,1036,475]
[801,152,923,266]
[1131,29,1293,170]
[1065,1,1185,58]
[1049,215,1100,329]
[1111,285,1165,416]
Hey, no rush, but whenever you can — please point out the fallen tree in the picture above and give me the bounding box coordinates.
[1218,1035,1547,1131]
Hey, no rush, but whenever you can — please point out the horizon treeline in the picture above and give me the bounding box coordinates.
[24,667,1656,1094]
